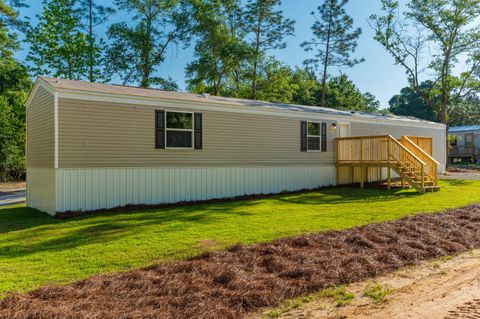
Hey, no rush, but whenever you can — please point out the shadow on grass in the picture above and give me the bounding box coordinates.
[441,179,475,186]
[0,181,465,257]
[0,201,261,257]
[276,187,421,205]
[0,206,56,234]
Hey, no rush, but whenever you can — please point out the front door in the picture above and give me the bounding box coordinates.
[337,123,350,138]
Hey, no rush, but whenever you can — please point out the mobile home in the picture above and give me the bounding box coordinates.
[448,125,480,164]
[26,77,447,215]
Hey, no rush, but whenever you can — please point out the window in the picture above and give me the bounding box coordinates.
[307,122,321,151]
[465,133,474,148]
[156,110,203,150]
[166,111,193,148]
[301,121,328,152]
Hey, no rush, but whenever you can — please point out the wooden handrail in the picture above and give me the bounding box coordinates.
[337,135,390,141]
[401,136,438,186]
[337,135,425,164]
[387,135,426,166]
[405,136,433,156]
[401,136,439,165]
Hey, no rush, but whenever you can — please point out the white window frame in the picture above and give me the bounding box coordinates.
[165,110,194,150]
[307,121,321,152]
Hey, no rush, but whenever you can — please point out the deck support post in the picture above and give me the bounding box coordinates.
[387,168,391,191]
[336,166,339,186]
[360,168,364,189]
[401,178,405,188]
[364,167,368,188]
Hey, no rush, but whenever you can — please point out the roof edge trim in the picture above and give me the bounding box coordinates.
[25,77,56,109]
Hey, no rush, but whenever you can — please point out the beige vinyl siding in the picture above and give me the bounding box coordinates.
[27,87,55,168]
[58,98,337,168]
[350,122,447,166]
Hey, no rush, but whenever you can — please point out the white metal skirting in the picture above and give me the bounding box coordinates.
[27,167,56,215]
[54,166,336,213]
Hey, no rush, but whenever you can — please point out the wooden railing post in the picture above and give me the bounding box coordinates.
[387,138,391,190]
[360,138,363,161]
[336,139,339,185]
[421,164,425,189]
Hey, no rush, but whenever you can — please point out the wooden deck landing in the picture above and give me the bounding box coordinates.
[336,135,440,193]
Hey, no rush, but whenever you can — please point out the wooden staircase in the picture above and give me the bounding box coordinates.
[336,135,440,193]
[393,136,440,193]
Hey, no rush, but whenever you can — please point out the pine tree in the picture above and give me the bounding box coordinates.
[302,0,363,108]
[107,0,192,88]
[77,0,115,82]
[0,0,31,181]
[0,0,26,58]
[243,0,295,100]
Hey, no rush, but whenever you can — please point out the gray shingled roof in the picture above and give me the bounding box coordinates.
[39,76,441,125]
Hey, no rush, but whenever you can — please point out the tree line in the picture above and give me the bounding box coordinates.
[1,0,480,181]
[23,0,380,111]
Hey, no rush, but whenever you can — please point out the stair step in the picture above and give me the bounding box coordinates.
[414,179,433,184]
[422,186,441,192]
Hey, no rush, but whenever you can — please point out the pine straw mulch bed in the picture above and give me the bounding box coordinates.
[2,204,480,319]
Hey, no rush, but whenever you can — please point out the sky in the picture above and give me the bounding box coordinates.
[16,0,420,109]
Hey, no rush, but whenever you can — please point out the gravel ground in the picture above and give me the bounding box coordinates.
[441,171,480,181]
[0,182,26,206]
[0,191,26,206]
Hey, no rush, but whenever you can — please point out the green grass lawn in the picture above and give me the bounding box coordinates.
[1,179,480,298]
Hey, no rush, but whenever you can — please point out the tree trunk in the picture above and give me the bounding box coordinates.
[252,9,262,100]
[88,0,94,82]
[321,14,332,108]
[141,9,153,88]
[68,57,73,80]
[439,45,452,125]
[252,59,258,100]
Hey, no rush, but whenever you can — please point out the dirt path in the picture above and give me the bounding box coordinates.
[257,250,480,319]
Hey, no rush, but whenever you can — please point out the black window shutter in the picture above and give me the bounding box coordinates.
[155,110,165,149]
[321,122,327,152]
[194,112,202,149]
[300,121,307,152]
